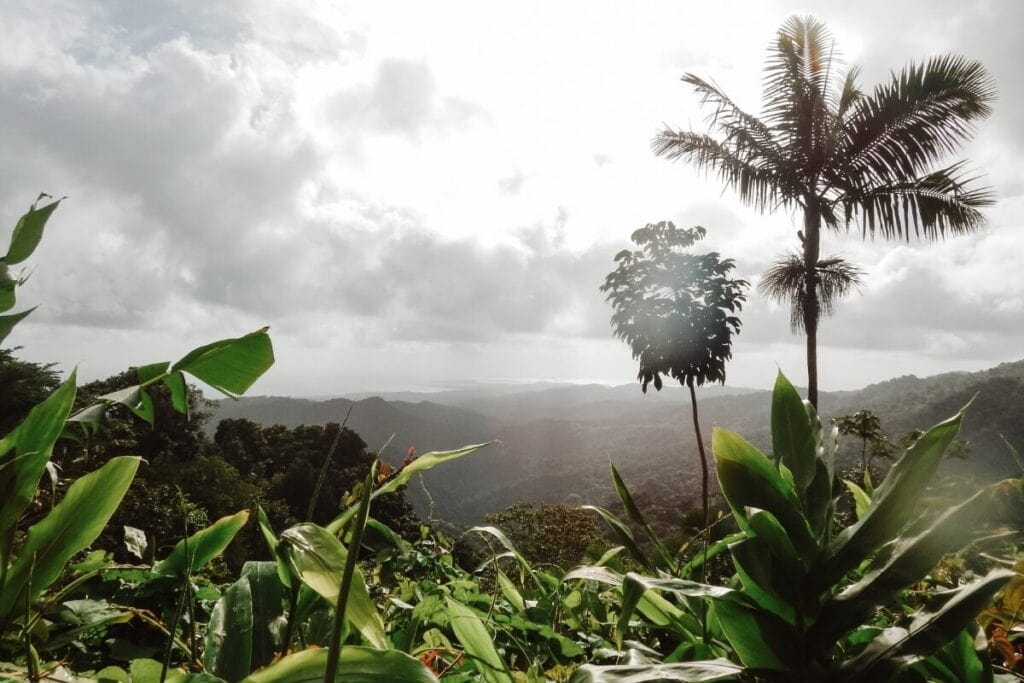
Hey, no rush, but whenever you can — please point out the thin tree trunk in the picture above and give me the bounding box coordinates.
[802,200,822,409]
[686,377,709,528]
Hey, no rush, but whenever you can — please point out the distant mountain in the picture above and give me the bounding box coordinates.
[210,361,1024,525]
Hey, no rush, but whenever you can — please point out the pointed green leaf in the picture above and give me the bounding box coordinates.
[445,596,514,683]
[325,442,492,535]
[582,504,653,572]
[712,426,815,559]
[845,571,1012,679]
[163,371,189,415]
[279,523,388,650]
[0,456,139,623]
[0,308,34,345]
[814,479,1024,648]
[771,371,816,494]
[844,479,872,521]
[205,577,253,681]
[712,598,793,671]
[610,462,674,569]
[240,561,287,669]
[171,328,274,397]
[6,197,61,265]
[0,371,77,567]
[152,510,250,577]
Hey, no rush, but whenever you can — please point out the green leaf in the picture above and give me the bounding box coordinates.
[242,646,436,683]
[0,371,77,567]
[0,307,35,345]
[94,665,131,682]
[822,408,964,587]
[241,561,287,669]
[136,361,169,385]
[152,510,250,577]
[610,462,674,569]
[581,505,653,572]
[205,577,254,681]
[844,571,1012,679]
[569,658,742,682]
[497,570,525,612]
[618,572,733,641]
[163,371,189,415]
[0,456,139,624]
[469,525,533,580]
[712,598,793,671]
[844,479,872,521]
[171,328,274,397]
[6,196,61,265]
[39,599,134,652]
[444,595,514,683]
[712,426,815,559]
[129,658,166,683]
[255,505,292,588]
[813,479,1024,648]
[325,442,492,535]
[771,371,817,494]
[279,523,388,650]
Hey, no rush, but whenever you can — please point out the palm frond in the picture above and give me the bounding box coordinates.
[842,162,993,240]
[842,55,995,185]
[681,74,784,164]
[652,130,800,212]
[759,253,863,332]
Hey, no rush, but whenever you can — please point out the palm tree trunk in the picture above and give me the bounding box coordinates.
[802,200,822,408]
[686,376,709,528]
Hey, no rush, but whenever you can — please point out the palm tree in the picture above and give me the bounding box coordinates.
[653,16,995,407]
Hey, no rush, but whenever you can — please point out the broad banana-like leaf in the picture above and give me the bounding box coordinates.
[205,577,254,681]
[279,523,388,650]
[241,561,287,669]
[0,456,139,624]
[444,596,514,683]
[712,598,794,672]
[242,646,436,683]
[152,510,250,577]
[712,426,816,560]
[6,196,61,265]
[0,372,77,567]
[171,328,274,398]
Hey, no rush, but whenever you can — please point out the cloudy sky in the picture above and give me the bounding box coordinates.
[2,0,1022,396]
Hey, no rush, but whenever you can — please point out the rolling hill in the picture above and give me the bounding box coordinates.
[211,360,1024,525]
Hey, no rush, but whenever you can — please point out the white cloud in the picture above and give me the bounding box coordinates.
[1,0,1020,394]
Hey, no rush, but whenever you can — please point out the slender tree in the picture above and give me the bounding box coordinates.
[654,16,994,407]
[833,409,887,479]
[601,221,748,526]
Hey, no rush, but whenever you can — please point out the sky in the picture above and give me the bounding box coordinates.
[2,0,1023,396]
